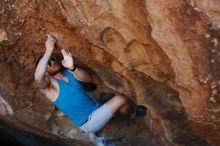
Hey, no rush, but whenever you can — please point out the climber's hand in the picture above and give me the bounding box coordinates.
[61,49,75,70]
[45,34,56,54]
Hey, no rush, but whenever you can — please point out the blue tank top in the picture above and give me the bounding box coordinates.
[53,69,98,126]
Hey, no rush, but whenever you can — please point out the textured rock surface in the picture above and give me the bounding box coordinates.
[190,0,220,29]
[0,95,14,116]
[0,29,8,42]
[0,0,220,145]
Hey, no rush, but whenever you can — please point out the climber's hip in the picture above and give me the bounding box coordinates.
[79,103,112,133]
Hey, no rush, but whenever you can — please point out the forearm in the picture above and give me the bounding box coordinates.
[34,51,51,81]
[72,67,92,82]
[34,34,56,88]
[60,49,92,82]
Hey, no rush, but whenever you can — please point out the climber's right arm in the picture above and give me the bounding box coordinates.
[34,35,56,89]
[34,54,51,89]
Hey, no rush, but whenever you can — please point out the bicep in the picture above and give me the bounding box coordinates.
[71,68,92,83]
[72,73,84,82]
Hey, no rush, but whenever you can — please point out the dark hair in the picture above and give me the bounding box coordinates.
[35,54,62,68]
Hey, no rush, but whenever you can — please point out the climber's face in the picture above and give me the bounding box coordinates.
[46,56,62,76]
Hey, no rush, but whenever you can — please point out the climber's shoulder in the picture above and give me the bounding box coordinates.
[39,76,59,102]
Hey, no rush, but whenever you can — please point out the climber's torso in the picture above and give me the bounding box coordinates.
[40,69,98,126]
[40,73,68,102]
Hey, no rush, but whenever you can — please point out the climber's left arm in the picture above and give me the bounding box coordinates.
[71,67,92,82]
[61,49,92,82]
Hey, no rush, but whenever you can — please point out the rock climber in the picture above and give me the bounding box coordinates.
[34,34,147,133]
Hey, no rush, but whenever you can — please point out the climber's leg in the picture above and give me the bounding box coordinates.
[79,103,113,133]
[107,94,148,119]
[106,95,133,115]
[79,95,147,133]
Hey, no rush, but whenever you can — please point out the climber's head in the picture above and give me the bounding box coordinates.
[36,55,63,76]
[46,55,63,75]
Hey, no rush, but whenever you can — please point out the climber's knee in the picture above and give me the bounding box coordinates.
[106,95,127,114]
[113,95,127,105]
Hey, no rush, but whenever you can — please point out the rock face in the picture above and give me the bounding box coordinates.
[0,29,8,42]
[0,0,220,145]
[190,0,220,29]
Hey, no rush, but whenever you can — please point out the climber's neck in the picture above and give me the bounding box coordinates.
[52,72,68,82]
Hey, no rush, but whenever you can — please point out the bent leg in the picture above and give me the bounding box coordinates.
[106,95,133,115]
